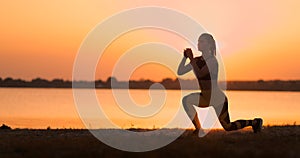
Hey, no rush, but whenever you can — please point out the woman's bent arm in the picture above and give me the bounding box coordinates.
[177,57,192,75]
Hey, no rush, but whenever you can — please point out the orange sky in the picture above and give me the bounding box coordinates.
[0,1,300,81]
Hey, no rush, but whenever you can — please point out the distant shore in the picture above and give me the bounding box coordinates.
[0,125,299,158]
[1,77,300,91]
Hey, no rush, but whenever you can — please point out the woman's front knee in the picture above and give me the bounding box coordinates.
[182,93,197,103]
[182,95,188,104]
[182,95,193,110]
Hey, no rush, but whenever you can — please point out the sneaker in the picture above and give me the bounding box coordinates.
[252,118,263,133]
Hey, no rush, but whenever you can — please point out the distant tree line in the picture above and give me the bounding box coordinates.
[226,80,300,91]
[0,77,300,91]
[0,77,72,88]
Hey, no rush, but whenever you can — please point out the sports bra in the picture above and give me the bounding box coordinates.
[194,56,218,80]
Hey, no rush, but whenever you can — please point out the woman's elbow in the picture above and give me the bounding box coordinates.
[177,69,184,76]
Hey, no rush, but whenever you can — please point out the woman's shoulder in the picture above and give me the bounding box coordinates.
[207,56,218,62]
[205,56,219,68]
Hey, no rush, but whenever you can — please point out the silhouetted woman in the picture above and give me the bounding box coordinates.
[178,33,263,135]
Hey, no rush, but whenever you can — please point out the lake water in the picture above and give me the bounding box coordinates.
[0,88,299,129]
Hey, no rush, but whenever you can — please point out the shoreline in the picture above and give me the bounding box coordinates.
[1,124,299,131]
[1,77,300,91]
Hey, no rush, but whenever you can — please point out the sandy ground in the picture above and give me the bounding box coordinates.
[0,126,299,158]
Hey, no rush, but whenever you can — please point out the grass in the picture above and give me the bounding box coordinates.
[0,126,299,158]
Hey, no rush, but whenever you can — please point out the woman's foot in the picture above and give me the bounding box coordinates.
[193,128,207,137]
[252,118,263,133]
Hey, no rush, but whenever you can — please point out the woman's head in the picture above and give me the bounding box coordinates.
[198,33,216,56]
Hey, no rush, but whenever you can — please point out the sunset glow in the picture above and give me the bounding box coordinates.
[1,1,300,81]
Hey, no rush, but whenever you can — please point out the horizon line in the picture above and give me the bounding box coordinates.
[1,76,300,82]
